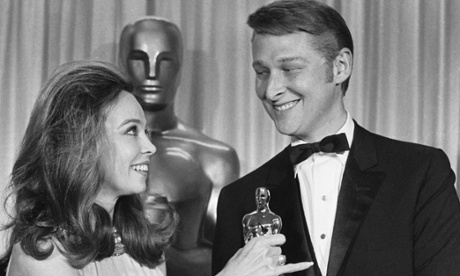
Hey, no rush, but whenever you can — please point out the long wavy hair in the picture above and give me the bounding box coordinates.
[1,61,177,269]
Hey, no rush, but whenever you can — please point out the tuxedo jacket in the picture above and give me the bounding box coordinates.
[212,123,460,276]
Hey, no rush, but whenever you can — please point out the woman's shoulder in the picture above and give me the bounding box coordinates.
[7,240,165,276]
[7,239,79,276]
[82,254,165,276]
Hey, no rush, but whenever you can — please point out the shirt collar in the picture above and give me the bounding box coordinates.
[291,112,354,147]
[291,112,354,166]
[338,112,354,149]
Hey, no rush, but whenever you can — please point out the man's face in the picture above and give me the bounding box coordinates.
[251,32,343,141]
[126,21,182,110]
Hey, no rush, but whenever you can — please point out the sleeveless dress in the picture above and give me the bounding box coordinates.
[7,242,165,276]
[78,254,164,276]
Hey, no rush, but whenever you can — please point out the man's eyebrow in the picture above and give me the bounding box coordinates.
[252,56,307,67]
[278,56,306,63]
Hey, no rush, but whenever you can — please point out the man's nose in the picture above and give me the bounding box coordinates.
[265,72,285,100]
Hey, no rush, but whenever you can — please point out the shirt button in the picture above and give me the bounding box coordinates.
[320,234,326,239]
[321,195,326,201]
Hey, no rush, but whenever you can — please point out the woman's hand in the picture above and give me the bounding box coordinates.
[216,234,313,276]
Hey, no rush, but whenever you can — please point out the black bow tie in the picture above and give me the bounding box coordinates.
[288,133,350,165]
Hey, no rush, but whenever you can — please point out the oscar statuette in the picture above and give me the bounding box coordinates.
[242,187,282,243]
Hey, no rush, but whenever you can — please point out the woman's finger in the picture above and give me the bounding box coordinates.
[275,261,314,274]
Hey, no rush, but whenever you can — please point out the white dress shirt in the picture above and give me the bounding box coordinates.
[292,113,354,276]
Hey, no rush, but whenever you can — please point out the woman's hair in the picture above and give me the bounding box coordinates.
[1,61,177,268]
[247,0,354,94]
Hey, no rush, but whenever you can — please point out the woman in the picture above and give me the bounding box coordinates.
[1,61,312,275]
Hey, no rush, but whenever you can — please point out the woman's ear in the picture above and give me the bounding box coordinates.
[333,48,353,85]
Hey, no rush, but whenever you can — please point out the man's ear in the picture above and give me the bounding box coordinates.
[333,48,352,85]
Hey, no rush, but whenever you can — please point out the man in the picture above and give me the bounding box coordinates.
[212,1,460,275]
[119,17,240,276]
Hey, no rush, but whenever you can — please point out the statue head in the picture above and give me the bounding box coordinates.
[119,17,183,111]
[255,187,270,206]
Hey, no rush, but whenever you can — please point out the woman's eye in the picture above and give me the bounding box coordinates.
[127,126,138,136]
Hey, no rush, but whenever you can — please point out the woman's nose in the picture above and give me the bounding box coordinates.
[142,135,156,156]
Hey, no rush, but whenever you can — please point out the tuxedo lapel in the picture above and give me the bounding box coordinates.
[258,123,385,276]
[265,149,320,275]
[326,123,386,276]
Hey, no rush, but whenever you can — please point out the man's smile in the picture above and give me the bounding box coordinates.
[273,99,300,111]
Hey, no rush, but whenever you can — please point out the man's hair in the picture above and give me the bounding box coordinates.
[247,0,354,93]
[3,61,177,268]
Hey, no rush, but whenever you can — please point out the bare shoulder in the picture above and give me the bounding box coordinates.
[8,240,79,276]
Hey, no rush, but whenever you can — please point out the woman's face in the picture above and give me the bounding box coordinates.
[97,91,156,209]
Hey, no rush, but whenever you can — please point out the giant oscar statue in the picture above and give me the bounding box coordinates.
[119,17,240,276]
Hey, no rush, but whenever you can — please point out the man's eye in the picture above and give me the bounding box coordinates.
[283,68,298,73]
[255,70,270,78]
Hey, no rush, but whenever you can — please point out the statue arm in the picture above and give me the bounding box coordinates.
[202,147,240,244]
